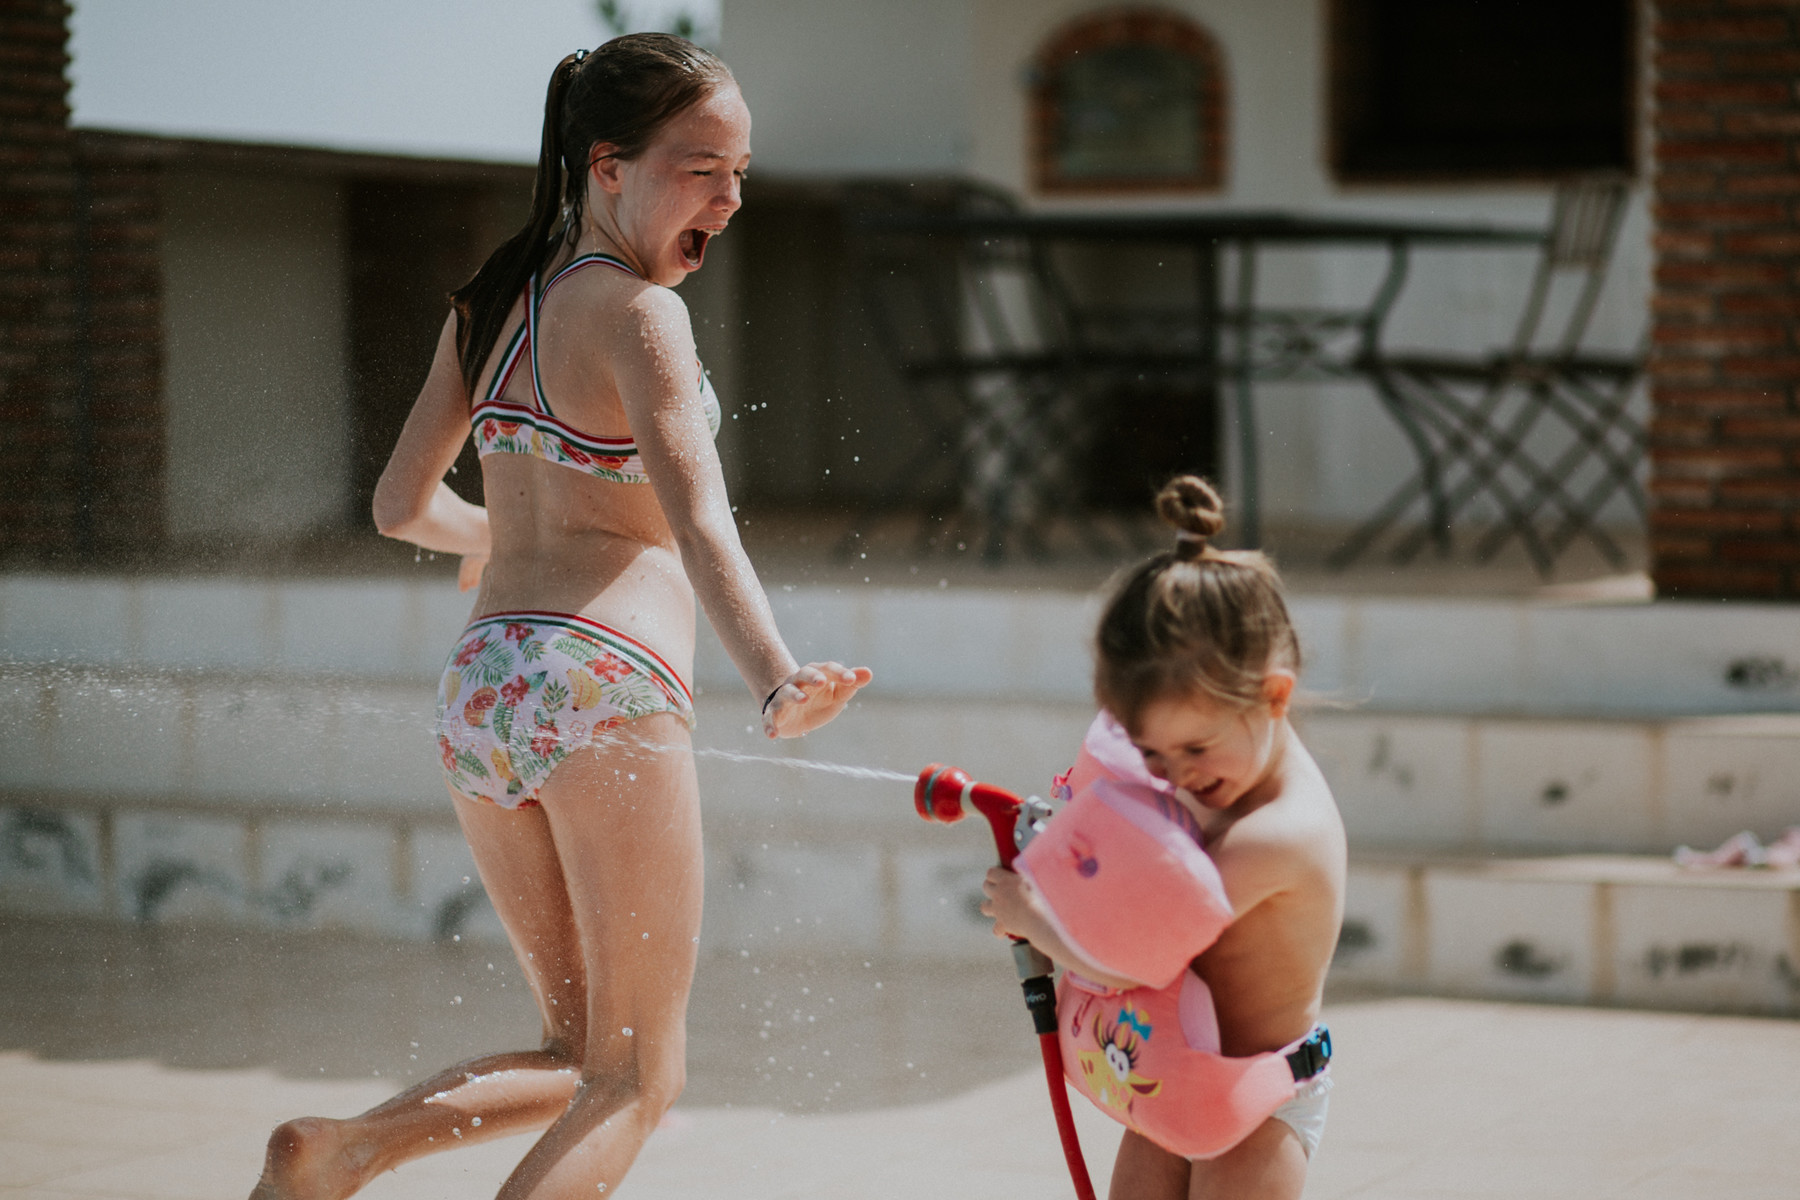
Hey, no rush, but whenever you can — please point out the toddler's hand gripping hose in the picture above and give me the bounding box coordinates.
[916,766,1097,1200]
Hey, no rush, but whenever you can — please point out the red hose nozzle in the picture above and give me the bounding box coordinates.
[915,764,1096,1199]
[915,764,1025,868]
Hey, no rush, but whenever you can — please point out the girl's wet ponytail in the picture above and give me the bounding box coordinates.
[451,53,584,395]
[449,35,734,397]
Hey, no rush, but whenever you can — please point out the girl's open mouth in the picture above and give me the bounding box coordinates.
[1195,779,1225,798]
[678,228,711,269]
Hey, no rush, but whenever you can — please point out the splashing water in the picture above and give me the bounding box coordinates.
[0,663,917,788]
[681,745,913,784]
[580,720,915,784]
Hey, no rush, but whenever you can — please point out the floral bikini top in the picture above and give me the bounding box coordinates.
[470,252,723,484]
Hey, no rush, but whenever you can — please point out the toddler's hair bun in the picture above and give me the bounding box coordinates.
[1155,475,1226,557]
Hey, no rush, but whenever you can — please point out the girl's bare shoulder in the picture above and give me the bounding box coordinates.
[1212,747,1344,906]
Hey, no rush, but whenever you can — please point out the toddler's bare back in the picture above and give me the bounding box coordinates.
[1192,731,1346,1058]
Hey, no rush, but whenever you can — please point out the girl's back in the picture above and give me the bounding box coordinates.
[1190,732,1346,1057]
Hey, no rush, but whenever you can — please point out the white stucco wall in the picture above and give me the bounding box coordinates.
[967,0,1650,526]
[721,0,1651,529]
[721,0,975,173]
[162,172,353,541]
[70,0,715,164]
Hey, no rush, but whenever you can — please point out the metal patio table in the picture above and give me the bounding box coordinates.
[849,205,1553,558]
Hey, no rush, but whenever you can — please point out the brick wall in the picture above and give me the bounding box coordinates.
[1650,0,1800,598]
[0,5,163,563]
[76,133,164,553]
[0,0,79,558]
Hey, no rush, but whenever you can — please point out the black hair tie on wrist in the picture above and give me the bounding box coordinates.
[762,684,785,714]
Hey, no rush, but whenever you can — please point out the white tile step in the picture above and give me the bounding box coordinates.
[1299,710,1800,855]
[1338,853,1800,1016]
[5,663,1794,857]
[3,573,1798,715]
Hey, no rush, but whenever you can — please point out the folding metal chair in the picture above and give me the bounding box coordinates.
[843,185,1114,561]
[1329,175,1647,575]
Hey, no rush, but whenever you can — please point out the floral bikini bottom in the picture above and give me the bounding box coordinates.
[434,610,695,809]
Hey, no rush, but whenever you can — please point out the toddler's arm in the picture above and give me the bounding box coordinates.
[980,867,1146,992]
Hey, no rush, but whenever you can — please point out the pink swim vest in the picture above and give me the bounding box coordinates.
[1014,712,1305,1160]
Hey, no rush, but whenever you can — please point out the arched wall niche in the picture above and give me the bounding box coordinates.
[1030,7,1228,195]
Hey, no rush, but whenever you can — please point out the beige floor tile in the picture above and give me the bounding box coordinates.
[1303,1146,1420,1198]
[0,1097,250,1153]
[0,1138,139,1188]
[10,921,1800,1200]
[1624,1166,1800,1200]
[1389,1150,1657,1197]
[38,1134,263,1199]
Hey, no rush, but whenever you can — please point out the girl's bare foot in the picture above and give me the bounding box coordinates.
[248,1118,378,1200]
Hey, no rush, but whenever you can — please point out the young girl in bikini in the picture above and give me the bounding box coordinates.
[252,34,869,1200]
[983,475,1347,1200]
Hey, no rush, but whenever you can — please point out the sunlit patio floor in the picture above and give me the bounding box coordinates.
[2,916,1793,1199]
[105,510,1650,603]
[736,511,1652,602]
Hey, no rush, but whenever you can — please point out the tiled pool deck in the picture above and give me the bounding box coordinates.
[2,919,1797,1199]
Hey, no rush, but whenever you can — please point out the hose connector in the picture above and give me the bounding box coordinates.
[915,764,1027,868]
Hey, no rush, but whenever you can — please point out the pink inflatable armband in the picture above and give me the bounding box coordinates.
[1053,711,1164,802]
[1017,774,1233,990]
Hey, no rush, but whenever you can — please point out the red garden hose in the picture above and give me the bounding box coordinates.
[1040,1032,1098,1200]
[916,765,1098,1200]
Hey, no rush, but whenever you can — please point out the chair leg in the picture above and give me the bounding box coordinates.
[1381,373,1514,564]
[1554,371,1649,517]
[1392,376,1558,575]
[1325,367,1454,568]
[1461,372,1642,571]
[1326,463,1443,570]
[1533,373,1646,564]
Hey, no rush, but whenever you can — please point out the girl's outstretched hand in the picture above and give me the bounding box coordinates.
[762,662,873,739]
[456,553,489,593]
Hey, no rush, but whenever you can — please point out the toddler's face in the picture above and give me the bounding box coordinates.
[1127,679,1291,811]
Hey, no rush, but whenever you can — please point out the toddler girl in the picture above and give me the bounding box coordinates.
[983,475,1347,1200]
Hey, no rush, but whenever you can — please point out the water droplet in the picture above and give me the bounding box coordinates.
[471,1116,482,1126]
[622,1026,634,1037]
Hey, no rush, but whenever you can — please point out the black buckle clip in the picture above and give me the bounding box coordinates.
[1286,1026,1332,1082]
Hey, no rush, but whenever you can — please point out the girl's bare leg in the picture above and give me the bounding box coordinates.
[1110,1128,1191,1200]
[251,794,591,1199]
[1111,1119,1308,1200]
[491,714,704,1199]
[1186,1119,1308,1200]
